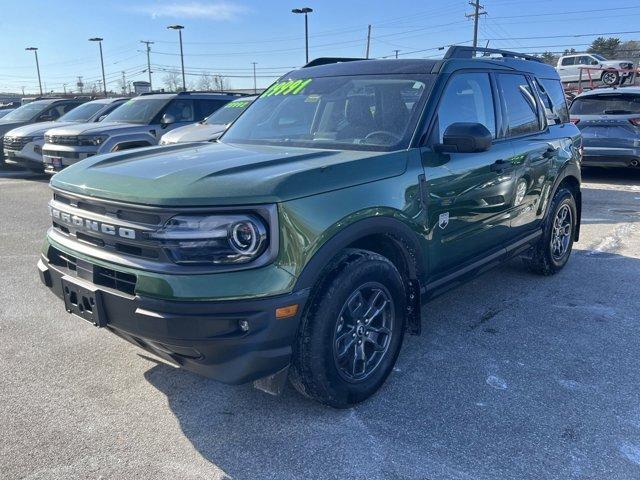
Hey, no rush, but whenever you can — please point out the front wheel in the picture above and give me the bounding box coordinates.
[522,187,577,275]
[290,249,406,408]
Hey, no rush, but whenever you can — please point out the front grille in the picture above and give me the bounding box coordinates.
[46,135,78,146]
[48,246,137,295]
[3,136,30,150]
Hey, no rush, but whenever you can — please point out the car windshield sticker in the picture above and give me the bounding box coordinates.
[262,78,313,97]
[224,101,250,109]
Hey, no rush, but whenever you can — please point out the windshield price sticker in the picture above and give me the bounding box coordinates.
[262,78,313,97]
[224,101,250,109]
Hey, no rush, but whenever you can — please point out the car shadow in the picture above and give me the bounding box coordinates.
[0,164,49,182]
[143,247,640,479]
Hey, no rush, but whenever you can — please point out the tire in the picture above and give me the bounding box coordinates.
[601,70,619,86]
[290,249,407,408]
[523,187,577,275]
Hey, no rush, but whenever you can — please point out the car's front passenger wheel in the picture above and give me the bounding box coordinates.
[290,249,406,408]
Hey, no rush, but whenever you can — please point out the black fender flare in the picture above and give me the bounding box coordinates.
[293,216,426,292]
[544,162,582,240]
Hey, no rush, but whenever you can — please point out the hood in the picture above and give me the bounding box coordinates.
[601,59,634,67]
[161,123,226,144]
[5,121,76,138]
[0,121,28,135]
[46,121,151,137]
[50,142,408,206]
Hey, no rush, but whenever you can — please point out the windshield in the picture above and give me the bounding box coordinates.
[205,100,253,125]
[101,97,167,124]
[570,94,640,115]
[58,102,105,122]
[222,74,432,151]
[0,101,49,122]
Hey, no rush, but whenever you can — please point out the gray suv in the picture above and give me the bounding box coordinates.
[42,92,243,171]
[569,87,640,168]
[0,98,85,164]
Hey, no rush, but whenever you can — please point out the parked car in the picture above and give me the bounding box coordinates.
[38,47,581,407]
[42,92,243,172]
[0,109,15,119]
[569,87,640,168]
[556,53,635,86]
[160,96,257,145]
[0,98,85,164]
[3,98,127,172]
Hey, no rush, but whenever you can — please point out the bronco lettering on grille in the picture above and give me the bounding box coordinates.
[49,206,137,239]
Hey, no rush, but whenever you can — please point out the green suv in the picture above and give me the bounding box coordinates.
[38,47,581,407]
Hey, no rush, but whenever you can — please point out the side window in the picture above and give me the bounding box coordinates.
[38,106,61,120]
[434,72,496,142]
[196,99,227,119]
[497,74,540,137]
[539,78,569,124]
[561,57,575,66]
[163,99,195,122]
[577,56,591,65]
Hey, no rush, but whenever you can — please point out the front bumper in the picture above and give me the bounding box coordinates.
[582,147,640,168]
[38,253,308,384]
[4,143,44,170]
[42,144,98,170]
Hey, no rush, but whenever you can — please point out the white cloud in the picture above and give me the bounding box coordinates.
[130,1,248,20]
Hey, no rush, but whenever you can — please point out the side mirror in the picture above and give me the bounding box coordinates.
[434,122,492,153]
[161,113,176,127]
[97,114,108,122]
[38,115,54,122]
[590,59,599,65]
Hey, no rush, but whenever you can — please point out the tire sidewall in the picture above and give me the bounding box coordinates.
[300,254,406,407]
[545,189,576,269]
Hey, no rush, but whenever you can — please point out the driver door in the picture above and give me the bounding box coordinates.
[421,72,517,276]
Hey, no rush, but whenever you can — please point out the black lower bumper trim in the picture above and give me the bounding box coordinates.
[38,256,308,384]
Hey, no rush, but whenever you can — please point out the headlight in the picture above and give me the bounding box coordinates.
[77,135,108,146]
[150,214,268,265]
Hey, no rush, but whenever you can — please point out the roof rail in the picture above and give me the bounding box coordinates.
[444,46,543,63]
[303,57,366,68]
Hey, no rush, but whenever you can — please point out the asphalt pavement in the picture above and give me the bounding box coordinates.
[1,167,639,480]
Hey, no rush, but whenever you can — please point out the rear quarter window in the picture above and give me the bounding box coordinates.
[537,78,570,124]
[570,94,640,115]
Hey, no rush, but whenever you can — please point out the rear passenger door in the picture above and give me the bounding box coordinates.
[421,72,518,276]
[496,73,557,238]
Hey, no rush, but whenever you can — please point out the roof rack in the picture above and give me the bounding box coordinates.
[444,46,543,63]
[303,57,366,68]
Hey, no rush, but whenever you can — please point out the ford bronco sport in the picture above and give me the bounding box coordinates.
[38,47,581,408]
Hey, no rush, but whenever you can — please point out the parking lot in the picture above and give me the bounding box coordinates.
[0,167,638,479]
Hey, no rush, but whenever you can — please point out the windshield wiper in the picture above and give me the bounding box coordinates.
[603,109,633,115]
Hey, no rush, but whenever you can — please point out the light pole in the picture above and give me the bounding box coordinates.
[251,62,257,94]
[89,37,107,97]
[167,25,186,91]
[291,7,313,63]
[25,47,43,96]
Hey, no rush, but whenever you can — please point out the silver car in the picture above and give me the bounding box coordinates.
[569,87,640,168]
[3,98,126,172]
[160,96,256,145]
[42,92,243,172]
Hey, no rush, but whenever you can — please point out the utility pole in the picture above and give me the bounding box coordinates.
[77,76,84,94]
[121,71,127,94]
[167,25,186,91]
[365,25,371,59]
[140,40,154,91]
[251,62,257,94]
[465,0,487,48]
[63,83,67,95]
[394,49,400,59]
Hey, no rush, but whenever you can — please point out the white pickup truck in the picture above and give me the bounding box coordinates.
[556,53,634,85]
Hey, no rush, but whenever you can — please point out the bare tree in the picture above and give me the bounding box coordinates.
[162,72,181,92]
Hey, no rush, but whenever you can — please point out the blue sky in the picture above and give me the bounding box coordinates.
[1,0,640,94]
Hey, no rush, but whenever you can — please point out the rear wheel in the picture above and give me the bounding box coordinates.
[523,187,576,275]
[601,70,620,86]
[290,249,406,408]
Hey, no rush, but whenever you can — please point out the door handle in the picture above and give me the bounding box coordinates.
[490,159,509,172]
